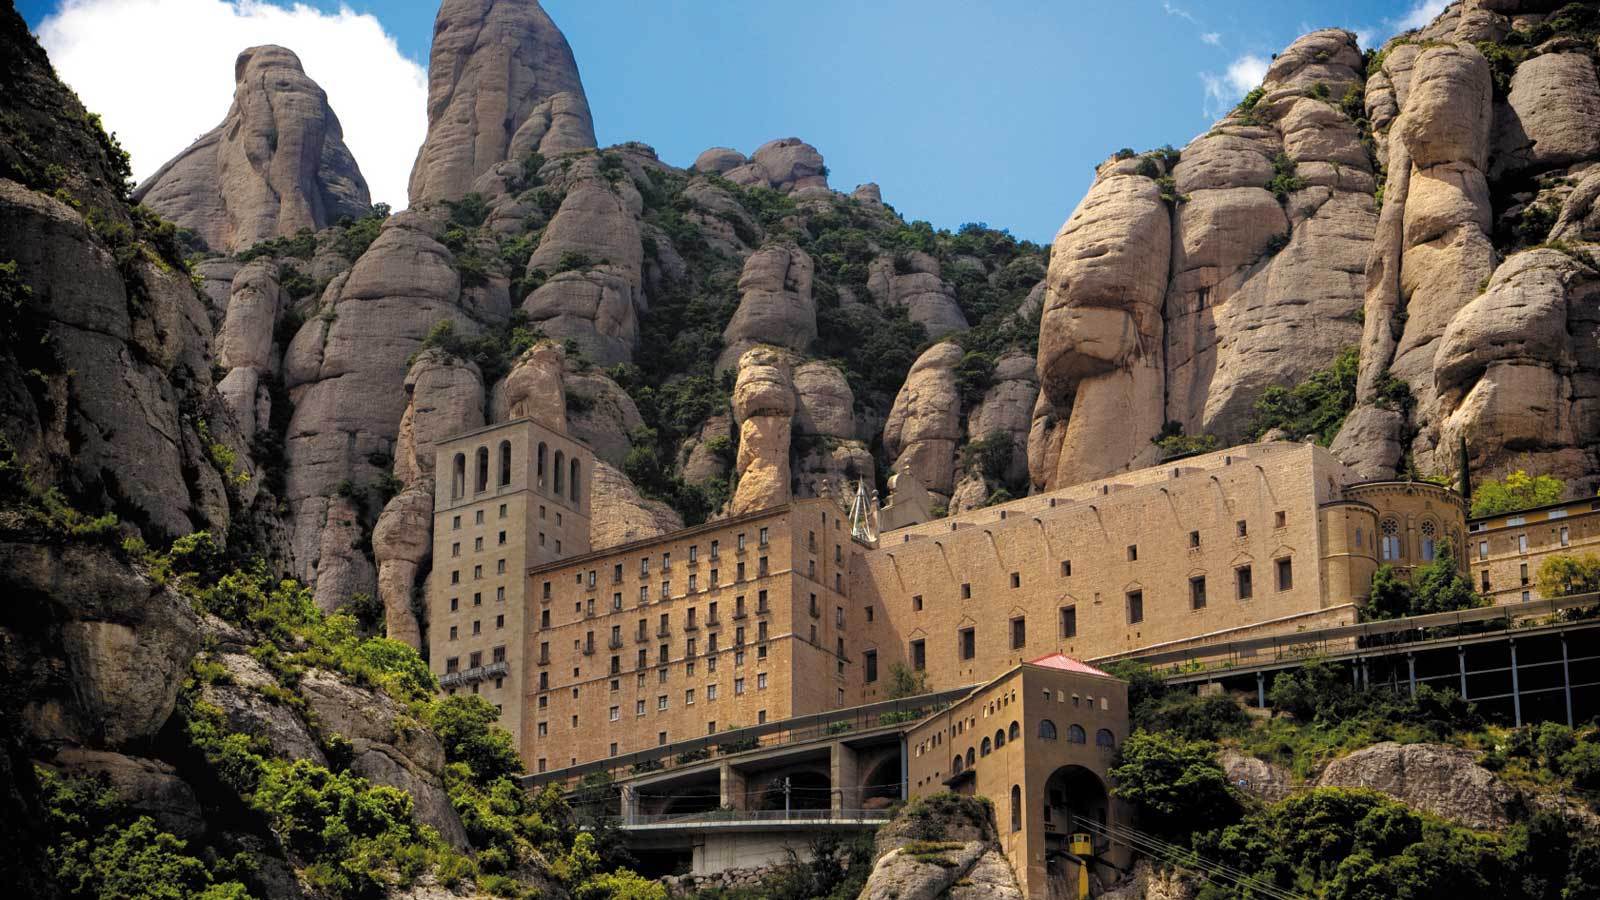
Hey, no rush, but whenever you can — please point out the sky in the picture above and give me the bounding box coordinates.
[17,0,1450,244]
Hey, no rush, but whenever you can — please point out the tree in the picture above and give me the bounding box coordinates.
[885,662,929,699]
[1470,469,1565,517]
[1409,539,1482,615]
[1365,563,1414,620]
[1535,553,1600,598]
[1109,732,1236,837]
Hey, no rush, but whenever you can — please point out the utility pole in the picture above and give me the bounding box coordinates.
[783,776,791,815]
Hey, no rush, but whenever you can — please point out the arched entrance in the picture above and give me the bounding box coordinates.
[1042,765,1113,895]
[860,756,903,809]
[755,767,832,812]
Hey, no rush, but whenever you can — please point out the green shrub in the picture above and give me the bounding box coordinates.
[1152,421,1219,458]
[1248,345,1358,445]
[1110,732,1237,836]
[1267,152,1306,199]
[1470,469,1565,517]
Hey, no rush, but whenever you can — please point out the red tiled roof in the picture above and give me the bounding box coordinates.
[1026,653,1113,678]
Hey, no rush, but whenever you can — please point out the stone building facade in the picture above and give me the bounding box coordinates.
[905,655,1131,899]
[1469,497,1600,604]
[429,418,592,749]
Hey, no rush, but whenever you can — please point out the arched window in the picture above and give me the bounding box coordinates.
[1096,728,1115,748]
[952,755,964,773]
[1009,785,1021,833]
[1420,519,1437,562]
[981,737,992,757]
[451,453,466,499]
[1038,719,1057,741]
[994,728,1006,749]
[1008,721,1020,742]
[1067,724,1087,744]
[1355,526,1363,550]
[965,747,975,767]
[499,441,512,487]
[537,442,547,486]
[475,446,489,493]
[553,450,565,495]
[570,458,581,503]
[1380,518,1402,561]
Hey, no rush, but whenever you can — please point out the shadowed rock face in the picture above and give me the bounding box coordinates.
[408,0,595,205]
[134,45,370,254]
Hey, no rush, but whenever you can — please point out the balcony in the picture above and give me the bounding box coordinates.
[582,643,595,656]
[684,620,699,632]
[656,626,671,639]
[538,652,550,666]
[608,636,624,650]
[438,660,509,689]
[706,615,721,628]
[732,609,748,621]
[635,630,649,643]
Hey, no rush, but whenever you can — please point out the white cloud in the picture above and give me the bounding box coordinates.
[1200,31,1222,46]
[37,0,426,210]
[1162,1,1200,25]
[1391,0,1449,34]
[1201,54,1270,118]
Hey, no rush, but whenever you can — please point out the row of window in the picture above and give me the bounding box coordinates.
[444,612,506,641]
[535,642,772,687]
[449,440,582,503]
[443,646,507,673]
[946,721,1116,776]
[533,711,776,773]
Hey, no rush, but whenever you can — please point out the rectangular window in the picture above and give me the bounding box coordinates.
[1561,526,1571,547]
[1237,519,1248,538]
[1479,540,1488,560]
[1060,605,1077,638]
[1010,616,1026,649]
[658,695,668,711]
[1275,510,1287,528]
[609,706,619,722]
[1521,562,1529,585]
[960,583,971,599]
[959,627,976,660]
[686,688,695,705]
[759,527,768,545]
[911,639,926,671]
[1126,590,1144,625]
[864,649,878,683]
[734,677,746,696]
[1010,572,1021,589]
[1189,530,1200,548]
[1481,570,1490,591]
[1061,560,1072,577]
[1276,558,1293,591]
[1237,565,1253,600]
[1126,544,1138,561]
[913,594,924,611]
[1190,576,1207,610]
[757,673,767,690]
[865,605,874,623]
[1519,534,1529,553]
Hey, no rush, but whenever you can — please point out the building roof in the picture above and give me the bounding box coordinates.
[1026,653,1113,678]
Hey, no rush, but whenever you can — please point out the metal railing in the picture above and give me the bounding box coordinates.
[439,660,509,688]
[1099,593,1600,675]
[621,808,894,827]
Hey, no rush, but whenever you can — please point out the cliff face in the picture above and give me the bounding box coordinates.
[133,45,371,255]
[1033,2,1600,496]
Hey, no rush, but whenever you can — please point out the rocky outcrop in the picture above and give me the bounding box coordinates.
[590,460,684,549]
[718,243,816,371]
[49,749,207,839]
[562,361,645,470]
[1315,741,1518,829]
[724,138,829,194]
[1100,860,1199,900]
[792,360,873,500]
[692,147,746,175]
[133,45,370,254]
[283,210,505,607]
[0,179,246,539]
[1034,29,1373,490]
[729,347,796,514]
[408,0,595,205]
[952,350,1038,511]
[372,351,485,646]
[522,163,643,366]
[1219,748,1293,804]
[297,668,470,848]
[1,540,200,750]
[493,340,569,430]
[199,651,329,765]
[859,794,1023,900]
[884,342,964,501]
[867,251,969,338]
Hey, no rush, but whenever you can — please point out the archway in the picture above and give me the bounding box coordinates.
[755,767,832,812]
[860,756,903,808]
[1043,764,1109,836]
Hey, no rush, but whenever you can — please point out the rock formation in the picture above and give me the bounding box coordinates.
[134,45,370,254]
[723,137,830,195]
[884,342,965,502]
[718,243,816,371]
[867,250,970,338]
[858,795,1023,900]
[729,347,796,514]
[590,460,684,549]
[951,350,1037,512]
[408,0,595,205]
[1315,741,1517,830]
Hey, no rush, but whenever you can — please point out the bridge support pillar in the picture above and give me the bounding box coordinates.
[620,784,639,825]
[1510,639,1522,727]
[1407,654,1416,699]
[1256,671,1266,709]
[1459,647,1468,700]
[1563,635,1575,727]
[831,742,860,814]
[720,764,749,811]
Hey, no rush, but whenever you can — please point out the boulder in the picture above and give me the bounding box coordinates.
[1493,51,1600,178]
[408,0,595,204]
[883,342,963,499]
[718,244,816,371]
[494,340,568,429]
[198,651,328,765]
[133,45,370,254]
[1314,742,1517,829]
[562,363,644,470]
[372,483,437,649]
[692,147,746,174]
[1219,749,1292,804]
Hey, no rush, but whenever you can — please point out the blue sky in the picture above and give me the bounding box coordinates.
[19,0,1444,243]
